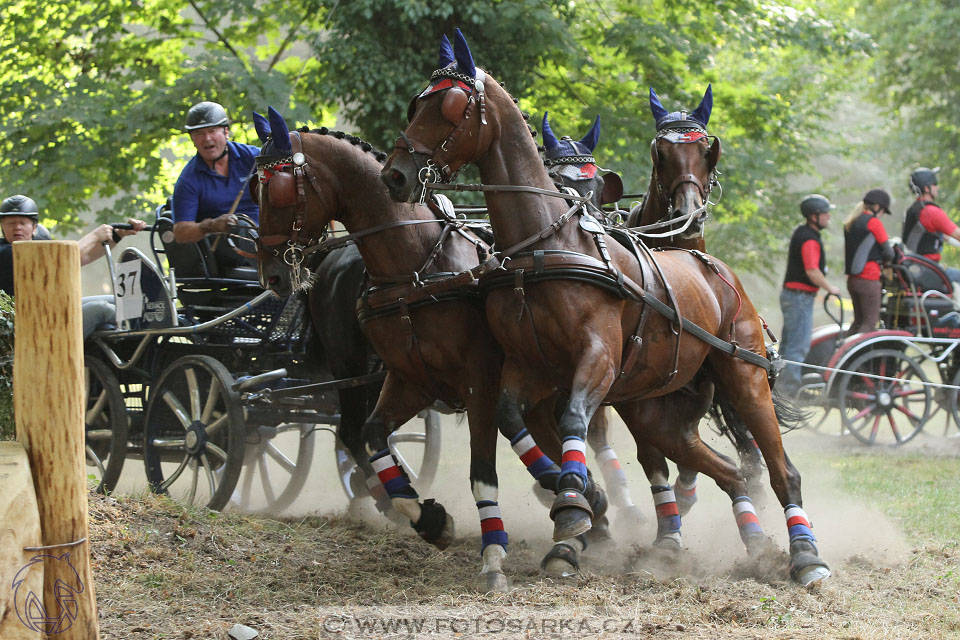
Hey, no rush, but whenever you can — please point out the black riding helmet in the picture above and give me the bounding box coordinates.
[184,101,229,131]
[863,188,891,214]
[909,167,939,194]
[0,195,39,221]
[799,194,835,218]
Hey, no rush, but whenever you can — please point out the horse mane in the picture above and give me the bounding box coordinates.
[297,125,388,163]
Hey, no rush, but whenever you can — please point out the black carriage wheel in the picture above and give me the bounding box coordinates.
[838,349,931,446]
[335,409,442,503]
[84,356,129,493]
[143,355,245,511]
[231,423,317,513]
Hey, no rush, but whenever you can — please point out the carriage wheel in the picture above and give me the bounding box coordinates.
[838,349,931,446]
[84,357,129,493]
[230,423,317,513]
[143,355,246,511]
[335,409,442,502]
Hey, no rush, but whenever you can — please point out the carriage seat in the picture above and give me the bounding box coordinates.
[154,216,261,309]
[884,251,960,336]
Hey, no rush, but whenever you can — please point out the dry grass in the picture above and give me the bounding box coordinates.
[89,489,960,640]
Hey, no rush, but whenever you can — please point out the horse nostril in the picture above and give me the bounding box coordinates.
[268,276,279,285]
[386,169,404,188]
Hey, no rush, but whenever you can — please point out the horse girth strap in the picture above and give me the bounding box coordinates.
[485,250,773,374]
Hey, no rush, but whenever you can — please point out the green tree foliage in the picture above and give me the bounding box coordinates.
[860,0,960,210]
[0,0,889,274]
[0,292,14,440]
[0,0,321,227]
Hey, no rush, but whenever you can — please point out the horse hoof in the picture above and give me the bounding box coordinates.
[412,499,455,549]
[550,490,593,541]
[541,542,580,578]
[652,536,682,557]
[481,570,509,593]
[790,552,831,586]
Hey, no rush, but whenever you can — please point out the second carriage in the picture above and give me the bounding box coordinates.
[793,249,960,445]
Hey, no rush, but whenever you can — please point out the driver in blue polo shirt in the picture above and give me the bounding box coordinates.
[172,101,260,253]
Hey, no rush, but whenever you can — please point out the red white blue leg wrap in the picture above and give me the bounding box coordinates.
[559,436,588,486]
[651,485,681,537]
[477,500,508,552]
[785,504,816,544]
[510,428,558,482]
[369,448,418,499]
[732,496,764,543]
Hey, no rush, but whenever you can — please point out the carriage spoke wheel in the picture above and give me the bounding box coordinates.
[335,409,442,502]
[84,357,129,493]
[144,355,245,511]
[230,423,317,513]
[838,349,931,446]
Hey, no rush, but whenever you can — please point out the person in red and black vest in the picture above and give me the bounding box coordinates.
[902,167,960,286]
[778,194,842,395]
[843,189,895,335]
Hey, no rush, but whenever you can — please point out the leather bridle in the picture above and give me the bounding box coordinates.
[648,123,721,232]
[393,68,492,193]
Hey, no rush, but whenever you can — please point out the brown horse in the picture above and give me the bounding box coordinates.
[381,30,830,585]
[251,107,610,589]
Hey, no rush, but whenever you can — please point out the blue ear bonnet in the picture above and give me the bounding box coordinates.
[649,85,713,131]
[541,112,600,161]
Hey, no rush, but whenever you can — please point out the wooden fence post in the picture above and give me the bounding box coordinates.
[13,241,99,639]
[0,442,43,639]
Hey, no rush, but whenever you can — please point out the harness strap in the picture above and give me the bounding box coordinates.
[482,251,773,374]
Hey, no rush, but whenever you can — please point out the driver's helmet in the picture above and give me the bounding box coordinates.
[909,167,939,195]
[0,195,39,221]
[184,101,229,131]
[799,194,835,218]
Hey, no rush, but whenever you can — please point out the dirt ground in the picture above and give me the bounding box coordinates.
[89,413,960,640]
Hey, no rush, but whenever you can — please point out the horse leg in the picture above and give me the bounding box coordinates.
[523,399,596,577]
[615,398,762,556]
[713,358,831,585]
[336,385,395,518]
[464,391,510,593]
[586,407,645,534]
[361,374,455,549]
[549,357,615,542]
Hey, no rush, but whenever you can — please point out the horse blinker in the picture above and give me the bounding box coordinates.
[441,88,470,124]
[268,171,297,208]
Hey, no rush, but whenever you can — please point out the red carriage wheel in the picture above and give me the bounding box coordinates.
[838,349,931,446]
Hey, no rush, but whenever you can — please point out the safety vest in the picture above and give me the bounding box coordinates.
[783,224,826,288]
[903,199,942,256]
[844,213,883,276]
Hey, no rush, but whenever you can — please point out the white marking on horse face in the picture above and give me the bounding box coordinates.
[472,480,498,503]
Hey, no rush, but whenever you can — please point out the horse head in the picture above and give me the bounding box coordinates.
[382,29,506,203]
[541,112,623,210]
[637,85,721,244]
[251,107,335,297]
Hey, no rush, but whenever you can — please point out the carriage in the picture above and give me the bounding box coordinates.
[82,203,441,512]
[794,248,960,445]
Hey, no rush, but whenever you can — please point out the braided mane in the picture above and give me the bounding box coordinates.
[298,126,388,163]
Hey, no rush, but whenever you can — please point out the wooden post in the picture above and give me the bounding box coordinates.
[13,241,99,639]
[0,442,43,640]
